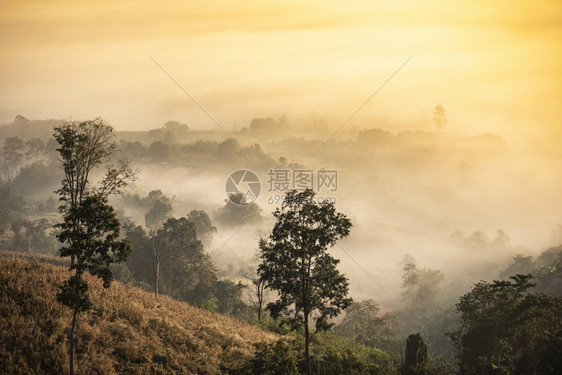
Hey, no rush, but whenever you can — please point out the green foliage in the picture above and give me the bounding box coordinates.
[251,339,299,375]
[2,136,25,180]
[187,209,216,247]
[212,279,249,317]
[450,274,562,374]
[148,140,170,162]
[258,189,352,374]
[215,192,263,227]
[310,332,397,375]
[119,140,146,159]
[499,254,536,280]
[144,194,173,230]
[414,304,459,361]
[402,334,429,375]
[57,275,92,312]
[401,255,444,318]
[12,161,62,198]
[10,218,57,255]
[154,216,217,305]
[249,117,287,134]
[0,185,27,230]
[334,299,402,355]
[123,224,154,289]
[25,137,46,162]
[259,189,352,331]
[56,194,132,288]
[534,245,562,296]
[53,119,134,374]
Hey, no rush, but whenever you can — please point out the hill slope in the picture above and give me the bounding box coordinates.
[0,253,277,374]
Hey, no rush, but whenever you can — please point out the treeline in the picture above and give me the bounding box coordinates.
[1,117,561,374]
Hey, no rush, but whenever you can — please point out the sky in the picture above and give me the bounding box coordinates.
[1,0,561,147]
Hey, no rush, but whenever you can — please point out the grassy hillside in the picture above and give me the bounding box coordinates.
[0,252,277,374]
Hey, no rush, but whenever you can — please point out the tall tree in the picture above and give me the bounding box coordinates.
[54,118,135,265]
[258,189,353,375]
[432,104,447,130]
[2,136,25,180]
[400,255,444,318]
[242,263,268,323]
[53,118,135,375]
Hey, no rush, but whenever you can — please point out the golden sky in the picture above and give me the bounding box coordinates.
[1,0,561,146]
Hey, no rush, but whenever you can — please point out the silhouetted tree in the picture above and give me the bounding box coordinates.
[401,255,444,318]
[258,189,352,375]
[144,196,173,231]
[242,263,268,323]
[124,224,153,290]
[2,136,25,180]
[403,333,429,375]
[215,192,262,227]
[187,209,216,247]
[148,140,170,162]
[433,105,447,130]
[53,118,135,375]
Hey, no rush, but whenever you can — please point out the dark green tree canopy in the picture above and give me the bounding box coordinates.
[402,333,429,375]
[155,216,217,305]
[57,195,131,288]
[451,273,562,373]
[259,189,352,330]
[187,209,216,246]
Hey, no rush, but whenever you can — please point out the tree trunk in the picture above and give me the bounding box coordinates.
[304,311,311,375]
[151,236,159,299]
[69,308,78,375]
[257,280,264,323]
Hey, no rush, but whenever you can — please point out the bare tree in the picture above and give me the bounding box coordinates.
[241,262,268,323]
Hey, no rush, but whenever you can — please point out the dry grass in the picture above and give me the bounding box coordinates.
[0,251,277,374]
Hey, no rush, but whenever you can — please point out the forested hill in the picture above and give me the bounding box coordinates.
[0,252,277,374]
